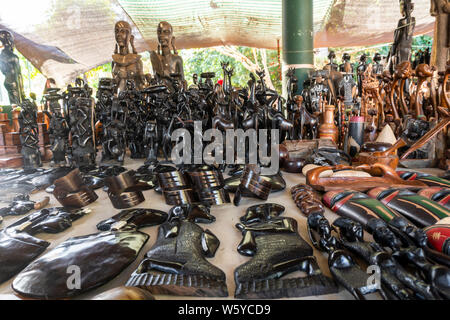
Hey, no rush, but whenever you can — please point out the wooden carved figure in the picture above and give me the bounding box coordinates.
[19,99,41,169]
[0,30,25,105]
[112,21,145,93]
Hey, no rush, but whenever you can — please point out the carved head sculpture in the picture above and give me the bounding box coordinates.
[114,21,132,54]
[328,51,336,63]
[394,61,413,78]
[342,53,351,62]
[373,53,382,63]
[294,95,303,106]
[0,30,14,52]
[400,0,414,17]
[157,21,177,54]
[415,63,434,78]
[359,53,367,64]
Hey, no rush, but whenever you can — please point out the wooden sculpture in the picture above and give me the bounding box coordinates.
[388,0,416,74]
[318,103,338,143]
[306,163,427,192]
[389,61,413,122]
[357,117,430,170]
[0,30,25,105]
[150,21,185,90]
[339,53,354,73]
[361,64,384,132]
[18,99,41,169]
[294,95,318,140]
[112,21,145,93]
[400,62,449,163]
[411,64,436,120]
[356,53,368,97]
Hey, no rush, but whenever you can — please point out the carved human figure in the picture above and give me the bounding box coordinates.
[121,80,146,159]
[101,97,127,165]
[112,21,145,93]
[338,72,356,110]
[325,51,338,71]
[150,21,185,90]
[357,54,368,97]
[388,0,416,74]
[308,75,329,115]
[143,121,158,164]
[43,89,69,166]
[69,97,96,169]
[339,53,354,73]
[0,30,25,105]
[430,0,450,72]
[373,53,384,75]
[95,78,115,147]
[19,99,41,169]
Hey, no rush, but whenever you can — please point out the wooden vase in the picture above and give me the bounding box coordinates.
[319,105,338,143]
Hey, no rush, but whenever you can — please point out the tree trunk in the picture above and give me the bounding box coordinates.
[214,46,275,90]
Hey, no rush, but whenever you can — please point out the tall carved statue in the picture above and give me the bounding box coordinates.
[325,51,338,71]
[357,54,368,97]
[43,88,69,166]
[373,53,384,75]
[388,0,416,74]
[150,21,185,89]
[430,0,450,72]
[112,21,145,94]
[0,30,25,105]
[339,53,354,73]
[19,99,41,169]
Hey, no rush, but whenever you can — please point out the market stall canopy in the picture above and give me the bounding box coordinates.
[0,0,435,85]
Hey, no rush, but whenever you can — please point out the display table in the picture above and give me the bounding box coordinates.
[0,159,444,300]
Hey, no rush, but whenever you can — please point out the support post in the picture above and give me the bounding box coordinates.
[282,0,314,95]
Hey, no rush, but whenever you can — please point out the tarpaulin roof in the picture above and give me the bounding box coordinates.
[0,0,435,85]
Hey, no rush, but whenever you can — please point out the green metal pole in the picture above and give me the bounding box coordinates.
[282,0,314,95]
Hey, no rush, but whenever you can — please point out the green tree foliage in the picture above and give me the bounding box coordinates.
[326,35,432,70]
[84,62,112,92]
[180,46,282,93]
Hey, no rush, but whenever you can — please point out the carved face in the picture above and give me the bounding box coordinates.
[328,51,336,61]
[400,0,405,16]
[100,91,110,104]
[115,21,131,48]
[373,53,381,62]
[157,21,173,48]
[400,0,413,17]
[343,74,353,82]
[0,30,14,52]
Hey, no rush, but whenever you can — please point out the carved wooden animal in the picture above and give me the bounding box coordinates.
[294,96,318,140]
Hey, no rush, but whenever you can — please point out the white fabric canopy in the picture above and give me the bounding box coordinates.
[0,0,435,85]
